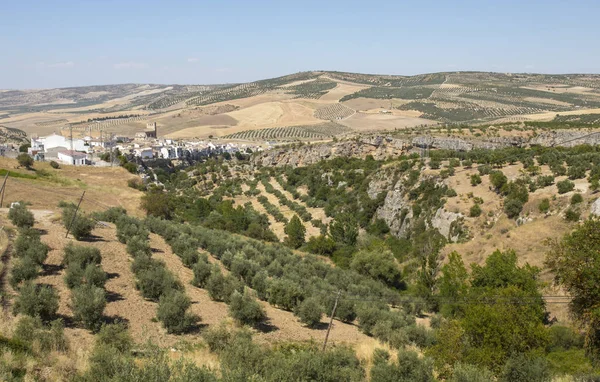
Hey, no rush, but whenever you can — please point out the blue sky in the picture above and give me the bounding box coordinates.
[1,0,599,89]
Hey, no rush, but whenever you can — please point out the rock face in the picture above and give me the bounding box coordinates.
[431,208,463,242]
[530,131,600,147]
[376,178,413,238]
[412,136,527,151]
[253,136,409,167]
[590,198,600,216]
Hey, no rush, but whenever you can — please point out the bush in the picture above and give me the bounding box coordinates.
[16,153,33,169]
[306,235,336,256]
[500,353,551,382]
[557,179,575,194]
[8,202,34,228]
[10,257,39,288]
[13,316,67,353]
[469,204,481,217]
[571,193,583,205]
[72,284,106,331]
[49,161,60,169]
[504,198,524,218]
[63,243,101,267]
[296,297,323,327]
[62,207,96,240]
[228,290,266,326]
[450,363,495,382]
[96,322,133,353]
[538,198,550,213]
[13,282,59,321]
[202,324,231,353]
[470,174,482,186]
[157,289,198,334]
[565,208,581,222]
[490,171,508,191]
[192,260,213,288]
[206,270,242,303]
[126,235,152,258]
[136,265,181,301]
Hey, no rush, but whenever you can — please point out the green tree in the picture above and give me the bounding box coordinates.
[489,170,507,191]
[8,202,34,228]
[546,219,600,364]
[16,153,33,169]
[557,179,575,194]
[283,215,306,249]
[329,213,359,247]
[470,174,482,186]
[438,252,469,318]
[228,290,266,327]
[157,289,198,334]
[72,284,106,331]
[19,143,30,153]
[13,282,59,321]
[350,249,403,289]
[296,297,323,327]
[469,204,481,217]
[538,198,550,213]
[141,189,173,219]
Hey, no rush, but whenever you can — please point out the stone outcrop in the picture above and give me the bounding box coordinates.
[376,178,412,238]
[590,198,600,217]
[530,131,600,147]
[253,136,409,167]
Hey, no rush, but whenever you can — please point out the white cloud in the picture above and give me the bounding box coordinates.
[113,62,148,70]
[48,61,75,68]
[187,57,200,63]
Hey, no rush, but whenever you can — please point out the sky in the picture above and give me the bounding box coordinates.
[1,0,599,89]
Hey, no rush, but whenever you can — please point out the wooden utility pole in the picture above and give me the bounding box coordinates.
[0,172,9,208]
[322,291,341,351]
[65,191,85,238]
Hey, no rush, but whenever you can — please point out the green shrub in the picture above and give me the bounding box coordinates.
[96,322,133,353]
[469,204,481,217]
[10,257,39,288]
[557,179,575,194]
[538,198,550,213]
[500,353,551,382]
[470,174,482,186]
[202,324,231,353]
[547,325,584,351]
[306,235,336,256]
[8,202,34,228]
[250,271,269,300]
[504,198,524,218]
[490,171,508,191]
[296,297,323,327]
[267,279,304,311]
[13,316,67,353]
[62,206,96,240]
[571,193,583,205]
[565,208,581,222]
[63,243,101,267]
[450,363,495,382]
[49,161,60,169]
[17,153,33,169]
[13,282,59,321]
[206,270,242,303]
[192,260,213,288]
[228,290,266,326]
[157,289,198,334]
[72,284,106,331]
[126,235,152,257]
[370,349,435,382]
[136,265,182,301]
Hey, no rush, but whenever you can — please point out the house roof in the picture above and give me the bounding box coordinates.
[58,150,87,159]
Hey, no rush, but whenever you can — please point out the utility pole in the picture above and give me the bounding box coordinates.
[65,191,85,238]
[0,172,8,208]
[70,124,75,165]
[322,291,341,351]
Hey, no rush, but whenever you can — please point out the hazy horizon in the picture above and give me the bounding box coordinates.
[2,0,599,89]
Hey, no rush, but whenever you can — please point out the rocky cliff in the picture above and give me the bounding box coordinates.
[253,136,408,167]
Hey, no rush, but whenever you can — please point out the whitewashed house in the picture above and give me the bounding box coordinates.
[58,150,87,166]
[135,147,153,159]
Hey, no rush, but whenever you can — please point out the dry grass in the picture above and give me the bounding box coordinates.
[0,157,144,216]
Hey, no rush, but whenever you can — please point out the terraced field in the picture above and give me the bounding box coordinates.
[314,103,355,120]
[223,122,352,141]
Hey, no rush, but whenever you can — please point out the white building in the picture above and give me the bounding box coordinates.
[135,147,153,159]
[31,133,89,153]
[58,150,87,166]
